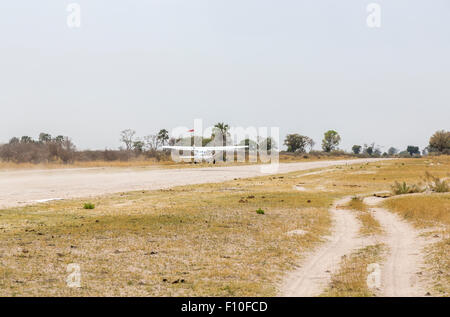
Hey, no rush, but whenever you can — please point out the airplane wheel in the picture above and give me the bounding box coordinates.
[213,159,216,164]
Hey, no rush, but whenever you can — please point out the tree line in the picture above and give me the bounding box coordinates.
[283,129,450,157]
[0,127,448,164]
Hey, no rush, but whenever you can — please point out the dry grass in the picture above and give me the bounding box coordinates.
[357,213,383,237]
[0,171,339,296]
[427,236,450,296]
[322,244,386,297]
[346,196,368,212]
[279,154,355,162]
[339,197,382,236]
[384,194,450,228]
[321,156,450,196]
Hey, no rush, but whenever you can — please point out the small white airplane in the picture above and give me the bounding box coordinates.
[162,145,248,164]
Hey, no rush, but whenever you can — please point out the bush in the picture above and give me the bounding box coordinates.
[83,203,95,209]
[391,181,423,195]
[256,208,265,215]
[425,172,449,193]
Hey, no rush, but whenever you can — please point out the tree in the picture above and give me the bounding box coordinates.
[157,129,169,147]
[202,137,213,147]
[168,137,177,146]
[284,134,313,153]
[58,137,76,163]
[239,138,258,152]
[258,137,276,152]
[429,130,450,154]
[321,130,341,152]
[120,129,136,151]
[39,133,52,144]
[363,143,375,156]
[306,138,315,152]
[352,145,362,154]
[144,135,159,150]
[213,122,230,145]
[388,147,398,156]
[61,137,76,151]
[213,122,231,161]
[54,135,65,144]
[20,136,34,144]
[9,137,19,144]
[133,140,145,152]
[406,145,420,156]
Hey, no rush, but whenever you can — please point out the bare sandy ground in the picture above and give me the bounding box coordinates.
[281,197,371,297]
[0,158,383,209]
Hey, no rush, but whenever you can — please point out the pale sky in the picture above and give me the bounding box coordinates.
[1,1,449,152]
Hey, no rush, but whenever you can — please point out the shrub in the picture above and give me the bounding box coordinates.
[391,181,423,195]
[256,208,265,215]
[83,203,95,209]
[425,172,449,193]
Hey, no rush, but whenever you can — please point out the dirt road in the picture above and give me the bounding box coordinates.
[0,158,383,209]
[365,197,428,297]
[281,195,428,297]
[281,197,370,297]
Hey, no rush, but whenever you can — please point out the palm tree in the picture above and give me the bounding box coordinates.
[213,122,230,146]
[213,122,230,162]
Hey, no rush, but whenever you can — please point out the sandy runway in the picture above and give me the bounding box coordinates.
[0,158,383,209]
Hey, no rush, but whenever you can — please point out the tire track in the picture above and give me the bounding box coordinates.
[281,197,369,297]
[364,197,428,297]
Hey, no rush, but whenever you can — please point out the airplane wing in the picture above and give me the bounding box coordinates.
[162,146,248,151]
[201,146,248,151]
[162,146,196,151]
